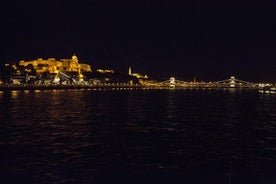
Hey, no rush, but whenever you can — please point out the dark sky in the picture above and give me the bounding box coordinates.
[1,0,276,82]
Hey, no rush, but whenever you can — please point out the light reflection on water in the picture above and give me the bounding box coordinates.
[0,89,275,183]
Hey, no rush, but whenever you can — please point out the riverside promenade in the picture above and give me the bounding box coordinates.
[0,83,275,92]
[0,84,145,91]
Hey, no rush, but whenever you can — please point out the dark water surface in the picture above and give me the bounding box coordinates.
[0,89,275,184]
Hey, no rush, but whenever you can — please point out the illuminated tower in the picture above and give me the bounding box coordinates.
[72,54,78,62]
[128,66,132,75]
[230,76,235,87]
[170,77,176,88]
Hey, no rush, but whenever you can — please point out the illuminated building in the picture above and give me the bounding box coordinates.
[128,66,148,85]
[97,69,114,73]
[128,66,132,75]
[128,66,148,79]
[19,54,92,77]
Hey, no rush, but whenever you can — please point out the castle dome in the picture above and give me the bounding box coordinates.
[72,54,78,62]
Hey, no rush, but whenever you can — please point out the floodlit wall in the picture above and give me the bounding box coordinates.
[19,55,92,75]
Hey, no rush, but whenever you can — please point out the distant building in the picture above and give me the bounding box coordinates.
[97,69,114,73]
[19,54,92,77]
[128,66,148,79]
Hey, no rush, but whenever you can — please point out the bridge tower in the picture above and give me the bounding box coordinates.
[230,76,235,87]
[170,77,176,88]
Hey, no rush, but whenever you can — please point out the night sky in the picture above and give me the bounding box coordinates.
[1,0,276,82]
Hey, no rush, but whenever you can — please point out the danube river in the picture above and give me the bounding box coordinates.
[0,89,275,184]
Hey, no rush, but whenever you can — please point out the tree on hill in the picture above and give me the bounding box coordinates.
[0,64,17,84]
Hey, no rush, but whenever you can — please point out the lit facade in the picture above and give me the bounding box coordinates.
[19,54,92,76]
[97,69,114,73]
[128,66,148,79]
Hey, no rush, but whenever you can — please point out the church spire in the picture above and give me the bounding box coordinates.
[128,66,132,75]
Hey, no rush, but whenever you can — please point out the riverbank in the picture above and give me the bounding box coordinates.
[1,84,275,91]
[0,84,145,91]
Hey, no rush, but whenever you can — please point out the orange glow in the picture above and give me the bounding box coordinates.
[19,54,92,76]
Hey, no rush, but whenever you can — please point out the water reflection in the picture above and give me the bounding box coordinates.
[11,90,20,98]
[165,90,176,120]
[0,89,275,183]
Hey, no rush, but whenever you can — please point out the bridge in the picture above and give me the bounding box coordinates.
[212,76,259,88]
[145,76,262,89]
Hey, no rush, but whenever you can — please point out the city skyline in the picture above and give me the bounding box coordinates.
[1,0,276,82]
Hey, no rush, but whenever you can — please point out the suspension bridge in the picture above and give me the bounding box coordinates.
[145,76,264,89]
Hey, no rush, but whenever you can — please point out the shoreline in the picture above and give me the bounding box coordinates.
[0,84,144,91]
[0,84,274,91]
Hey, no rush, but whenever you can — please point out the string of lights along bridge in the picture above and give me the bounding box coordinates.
[147,76,271,89]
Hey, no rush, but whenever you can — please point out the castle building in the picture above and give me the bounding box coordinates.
[19,54,92,77]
